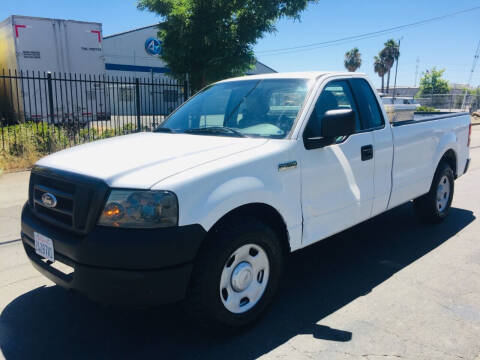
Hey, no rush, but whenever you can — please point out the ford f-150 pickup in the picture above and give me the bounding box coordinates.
[21,72,471,327]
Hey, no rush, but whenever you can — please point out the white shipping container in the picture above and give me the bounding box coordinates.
[0,15,105,75]
[0,15,106,123]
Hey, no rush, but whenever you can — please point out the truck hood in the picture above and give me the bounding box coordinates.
[36,132,268,188]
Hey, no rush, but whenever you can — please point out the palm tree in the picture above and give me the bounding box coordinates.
[374,55,387,93]
[380,39,400,92]
[344,48,362,72]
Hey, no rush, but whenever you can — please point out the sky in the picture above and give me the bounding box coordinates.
[1,0,480,89]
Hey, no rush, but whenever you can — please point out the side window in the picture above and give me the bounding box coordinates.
[304,80,360,139]
[350,78,384,129]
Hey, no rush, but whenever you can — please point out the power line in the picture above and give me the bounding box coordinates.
[257,5,480,56]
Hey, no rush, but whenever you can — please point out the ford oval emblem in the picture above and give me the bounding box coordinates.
[41,193,57,208]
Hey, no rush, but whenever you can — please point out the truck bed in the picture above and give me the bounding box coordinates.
[388,111,470,209]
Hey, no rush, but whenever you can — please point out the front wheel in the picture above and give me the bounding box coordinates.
[414,161,454,223]
[187,218,284,328]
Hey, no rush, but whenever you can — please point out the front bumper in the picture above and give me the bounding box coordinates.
[21,203,206,306]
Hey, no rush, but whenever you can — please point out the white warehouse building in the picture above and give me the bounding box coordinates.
[103,24,276,80]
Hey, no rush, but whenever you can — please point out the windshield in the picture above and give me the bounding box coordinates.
[156,79,310,139]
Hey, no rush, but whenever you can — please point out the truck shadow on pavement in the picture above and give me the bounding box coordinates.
[0,204,475,360]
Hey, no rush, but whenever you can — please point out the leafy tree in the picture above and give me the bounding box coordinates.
[373,55,387,92]
[379,39,399,92]
[418,68,450,96]
[344,48,362,72]
[138,0,316,92]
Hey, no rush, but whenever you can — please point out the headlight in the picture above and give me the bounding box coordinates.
[98,190,178,228]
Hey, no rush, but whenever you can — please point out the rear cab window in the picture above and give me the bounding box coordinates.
[350,78,385,130]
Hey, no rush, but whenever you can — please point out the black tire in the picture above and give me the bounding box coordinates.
[187,217,284,328]
[413,161,454,223]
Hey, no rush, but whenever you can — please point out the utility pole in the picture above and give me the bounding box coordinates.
[414,57,420,87]
[461,39,480,111]
[430,70,434,105]
[392,37,403,102]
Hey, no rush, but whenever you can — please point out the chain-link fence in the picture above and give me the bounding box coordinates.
[415,94,480,113]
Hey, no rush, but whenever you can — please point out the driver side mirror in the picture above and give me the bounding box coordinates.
[304,109,356,150]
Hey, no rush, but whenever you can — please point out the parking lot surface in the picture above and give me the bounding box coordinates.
[1,128,480,359]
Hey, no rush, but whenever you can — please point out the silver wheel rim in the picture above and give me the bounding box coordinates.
[219,243,270,314]
[436,175,450,212]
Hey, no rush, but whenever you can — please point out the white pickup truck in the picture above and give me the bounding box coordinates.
[21,72,471,327]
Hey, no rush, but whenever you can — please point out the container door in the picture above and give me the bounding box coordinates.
[13,18,61,120]
[63,21,106,121]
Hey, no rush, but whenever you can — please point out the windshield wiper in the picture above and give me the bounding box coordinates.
[184,127,247,138]
[154,127,173,133]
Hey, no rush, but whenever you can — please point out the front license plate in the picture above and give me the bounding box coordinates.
[34,232,55,262]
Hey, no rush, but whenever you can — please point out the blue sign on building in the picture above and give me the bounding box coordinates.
[145,37,162,56]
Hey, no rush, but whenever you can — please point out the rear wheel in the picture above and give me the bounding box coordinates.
[187,217,283,328]
[414,161,454,223]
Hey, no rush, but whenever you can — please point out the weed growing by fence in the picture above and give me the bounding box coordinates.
[0,122,141,171]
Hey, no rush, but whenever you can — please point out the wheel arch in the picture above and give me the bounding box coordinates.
[438,149,457,178]
[428,148,457,191]
[207,203,291,256]
[433,132,458,179]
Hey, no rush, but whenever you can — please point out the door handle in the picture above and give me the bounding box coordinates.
[361,145,373,161]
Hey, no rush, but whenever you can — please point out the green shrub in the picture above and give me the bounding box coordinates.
[416,106,439,113]
[121,123,135,134]
[100,129,116,138]
[78,126,98,141]
[1,122,69,156]
[0,122,70,170]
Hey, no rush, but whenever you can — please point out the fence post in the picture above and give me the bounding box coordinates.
[47,72,55,124]
[135,78,141,131]
[183,74,189,102]
[151,69,155,127]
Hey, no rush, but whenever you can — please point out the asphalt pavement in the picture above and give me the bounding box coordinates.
[0,128,479,359]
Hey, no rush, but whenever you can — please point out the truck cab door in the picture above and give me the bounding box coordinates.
[349,78,393,216]
[300,79,375,246]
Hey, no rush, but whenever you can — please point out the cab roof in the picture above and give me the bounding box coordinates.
[218,71,367,83]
